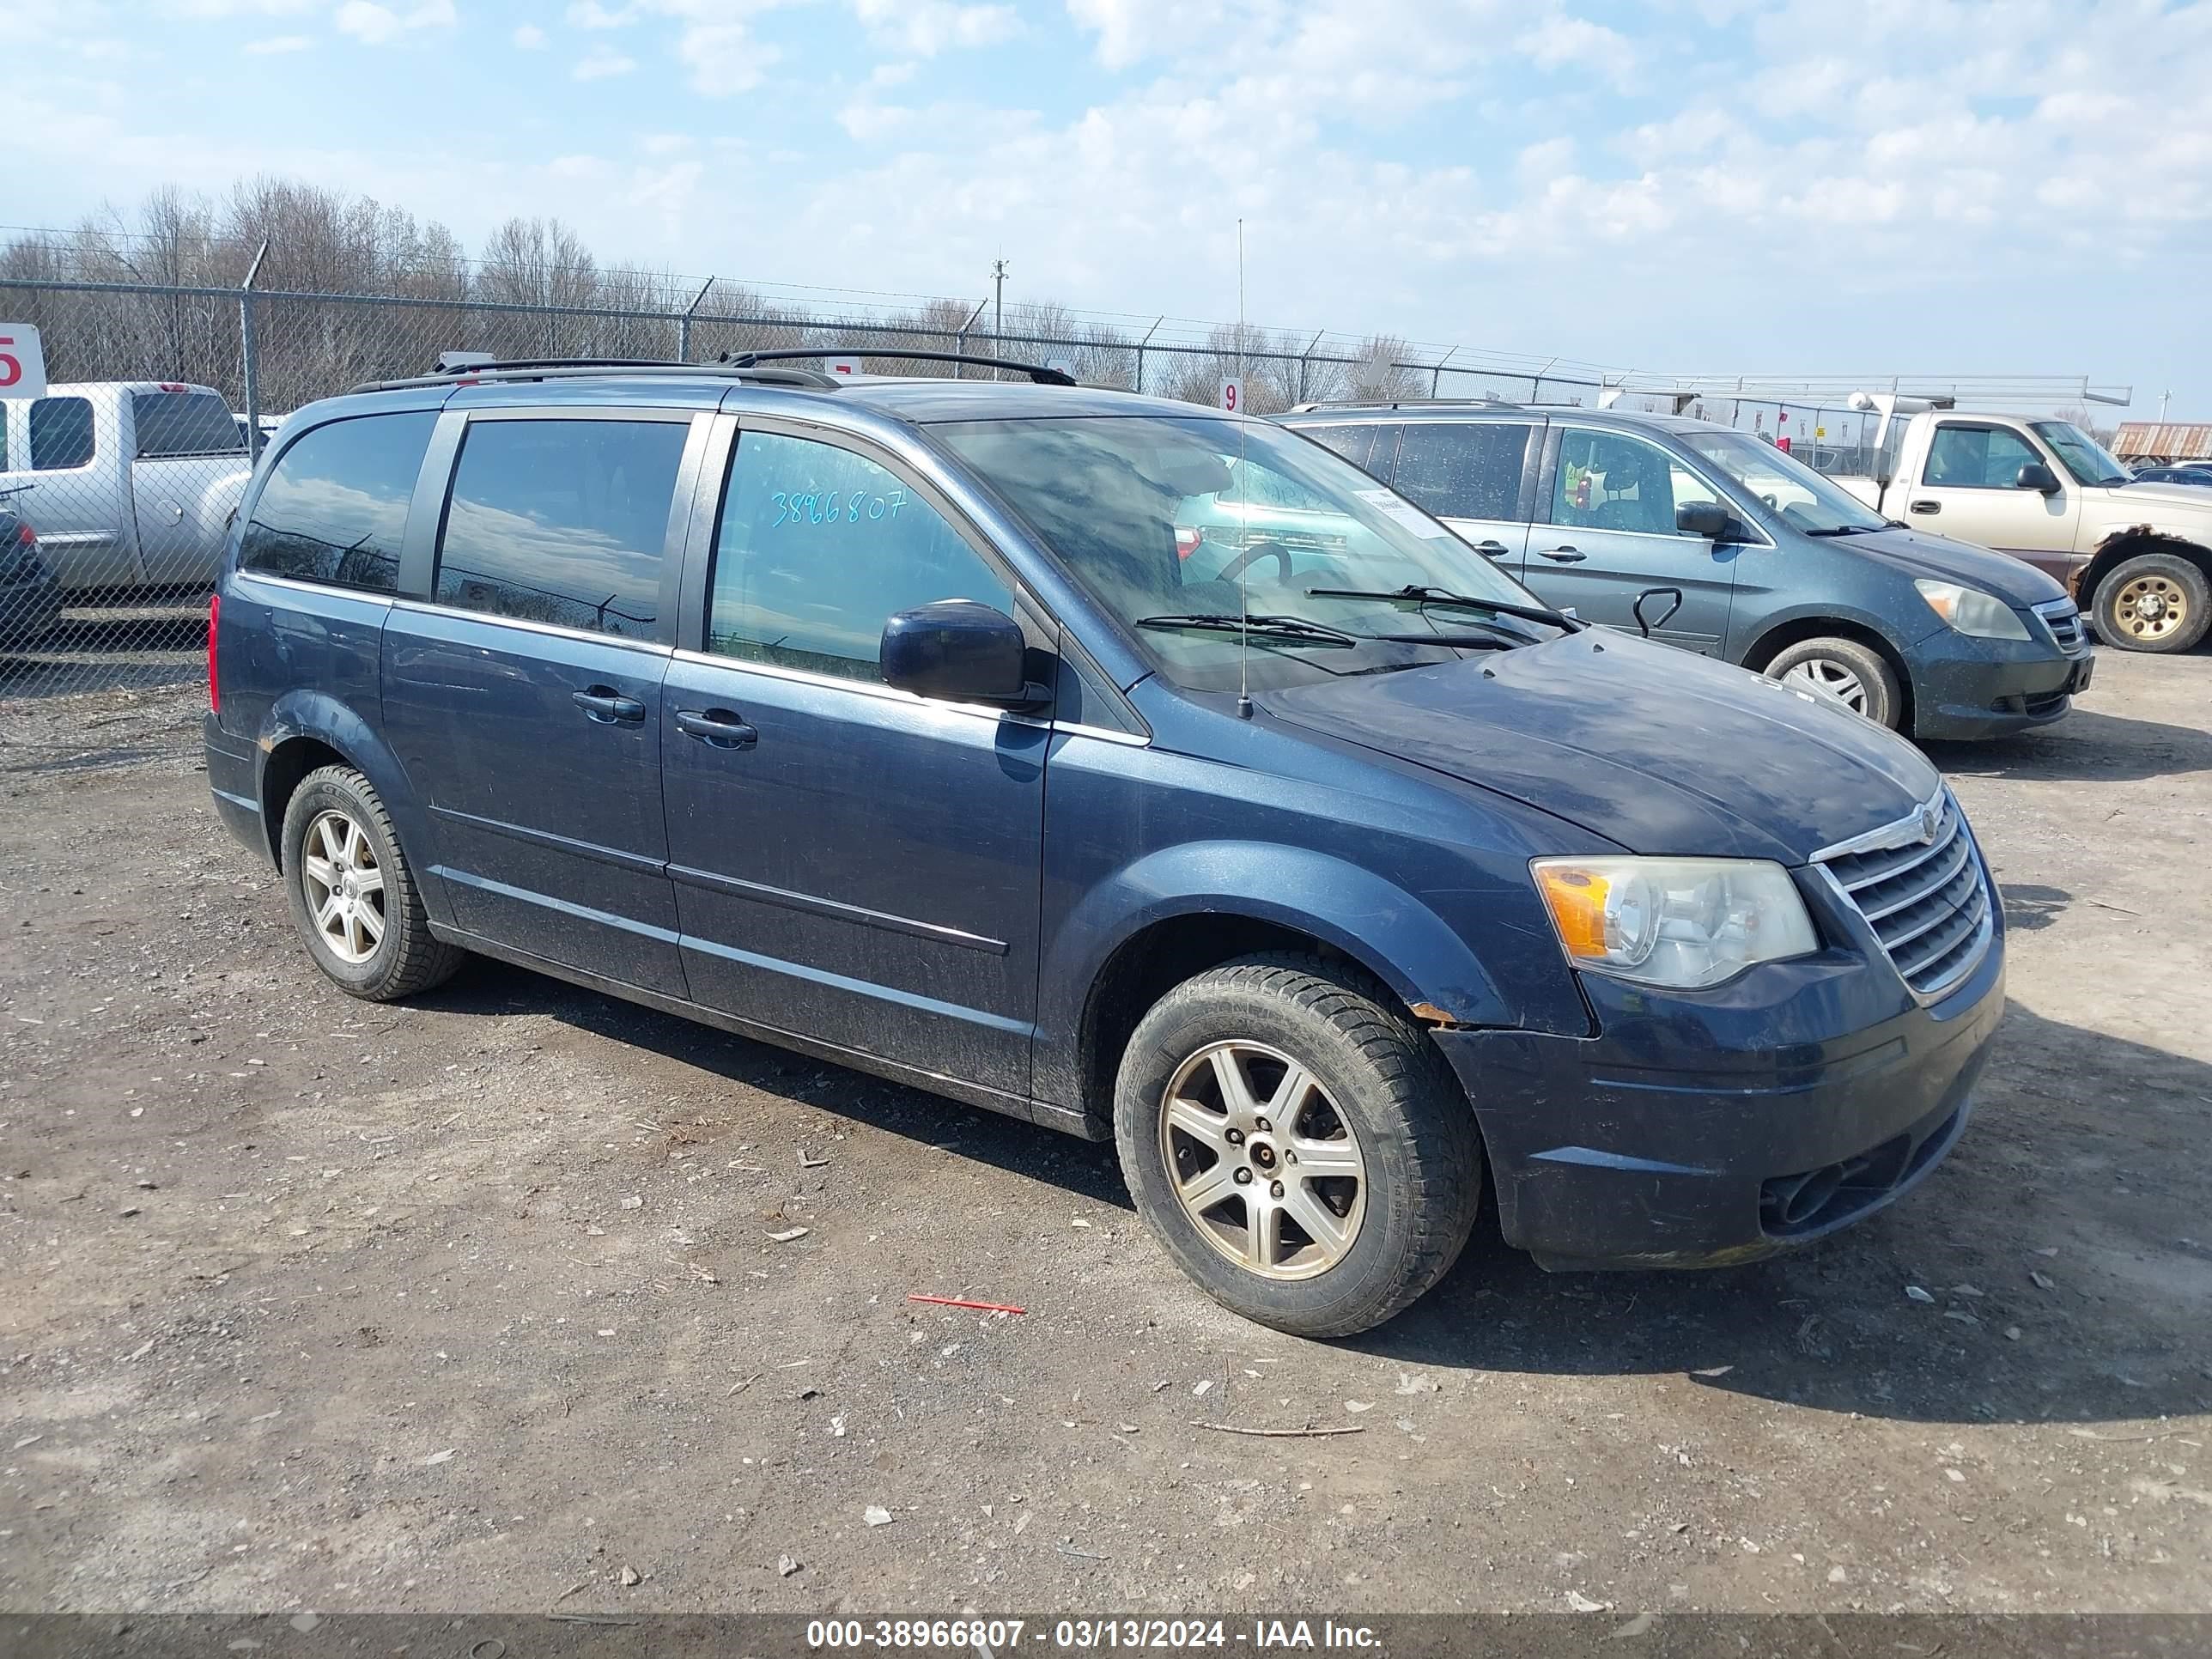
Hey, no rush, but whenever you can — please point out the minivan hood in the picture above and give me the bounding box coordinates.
[1840,526,2068,606]
[1263,632,1940,866]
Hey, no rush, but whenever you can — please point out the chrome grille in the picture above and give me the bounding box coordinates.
[1816,791,1992,1000]
[2033,599,2087,654]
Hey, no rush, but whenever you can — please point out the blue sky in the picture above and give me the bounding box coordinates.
[11,0,2212,413]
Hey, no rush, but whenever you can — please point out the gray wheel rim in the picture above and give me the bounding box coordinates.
[1158,1040,1368,1281]
[301,808,387,964]
[1783,656,1869,715]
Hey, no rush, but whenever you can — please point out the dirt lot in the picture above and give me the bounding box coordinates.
[3,646,2209,1618]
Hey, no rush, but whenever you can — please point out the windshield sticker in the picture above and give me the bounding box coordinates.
[1356,488,1450,538]
[770,489,906,528]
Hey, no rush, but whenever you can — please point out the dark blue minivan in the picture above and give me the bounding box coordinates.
[205,356,2002,1335]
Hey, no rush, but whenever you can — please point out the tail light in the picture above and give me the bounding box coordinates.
[14,519,32,546]
[207,591,221,715]
[1175,526,1203,560]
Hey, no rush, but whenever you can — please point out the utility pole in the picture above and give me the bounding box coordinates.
[2158,388,2172,422]
[990,257,1010,380]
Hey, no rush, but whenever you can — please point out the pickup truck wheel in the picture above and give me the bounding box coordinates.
[2092,552,2209,653]
[1763,636,1900,729]
[1113,954,1482,1338]
[280,764,465,1001]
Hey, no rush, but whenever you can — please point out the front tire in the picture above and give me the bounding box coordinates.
[280,764,464,1001]
[1113,955,1483,1338]
[1764,635,1903,729]
[2092,551,2209,653]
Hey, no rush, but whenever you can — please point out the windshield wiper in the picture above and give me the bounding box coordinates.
[1135,612,1359,647]
[1802,525,1883,537]
[1305,584,1583,633]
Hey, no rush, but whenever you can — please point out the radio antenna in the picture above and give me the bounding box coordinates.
[1234,218,1253,721]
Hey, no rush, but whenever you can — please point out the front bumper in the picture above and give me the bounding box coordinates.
[1906,627,2091,741]
[1434,927,2004,1270]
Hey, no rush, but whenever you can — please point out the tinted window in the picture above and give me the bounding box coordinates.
[240,411,435,592]
[1924,424,2040,489]
[434,418,687,640]
[132,391,246,459]
[1552,429,1711,537]
[1292,423,1377,471]
[30,398,94,470]
[708,431,1011,683]
[1393,422,1531,520]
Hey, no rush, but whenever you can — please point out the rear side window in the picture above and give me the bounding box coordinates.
[132,391,246,459]
[29,398,94,470]
[1393,422,1532,521]
[1923,424,2041,489]
[434,418,689,640]
[707,431,1011,683]
[1291,423,1378,472]
[240,411,435,592]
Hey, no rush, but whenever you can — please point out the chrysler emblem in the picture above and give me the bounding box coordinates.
[1917,804,1940,844]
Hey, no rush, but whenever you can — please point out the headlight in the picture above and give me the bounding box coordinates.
[1531,857,1819,989]
[1913,580,2029,641]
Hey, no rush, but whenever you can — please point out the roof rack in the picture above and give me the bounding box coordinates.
[350,357,842,394]
[1286,396,1527,414]
[721,348,1078,386]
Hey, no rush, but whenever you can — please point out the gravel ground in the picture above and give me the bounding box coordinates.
[2,646,2209,1617]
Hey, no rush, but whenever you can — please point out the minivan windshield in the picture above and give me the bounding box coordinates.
[934,415,1566,693]
[2032,421,2130,487]
[1675,428,1889,536]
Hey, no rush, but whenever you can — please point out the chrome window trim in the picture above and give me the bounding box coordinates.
[234,568,400,605]
[389,596,675,656]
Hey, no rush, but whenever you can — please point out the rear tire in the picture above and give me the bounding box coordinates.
[1113,954,1483,1338]
[2091,551,2210,653]
[1763,635,1903,730]
[280,764,464,1001]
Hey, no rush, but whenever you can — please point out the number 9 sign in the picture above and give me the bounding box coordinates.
[1,324,48,398]
[1219,377,1243,414]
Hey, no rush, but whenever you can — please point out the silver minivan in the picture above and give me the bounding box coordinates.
[1273,402,2094,740]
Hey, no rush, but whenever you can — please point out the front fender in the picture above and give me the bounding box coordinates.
[1032,839,1565,1114]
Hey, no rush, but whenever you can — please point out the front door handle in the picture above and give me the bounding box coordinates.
[1473,539,1509,557]
[675,708,758,750]
[1909,500,1941,515]
[1538,545,1587,562]
[572,686,646,724]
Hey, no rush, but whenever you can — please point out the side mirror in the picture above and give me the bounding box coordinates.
[880,599,1033,705]
[1676,501,1731,538]
[2016,463,2059,495]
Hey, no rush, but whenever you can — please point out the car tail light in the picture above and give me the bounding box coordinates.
[207,591,221,714]
[14,519,31,546]
[1175,526,1202,560]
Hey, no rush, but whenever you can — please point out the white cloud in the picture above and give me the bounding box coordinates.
[1515,11,1638,92]
[851,0,1019,57]
[567,0,635,26]
[574,45,639,79]
[333,0,455,46]
[242,32,311,52]
[513,22,548,47]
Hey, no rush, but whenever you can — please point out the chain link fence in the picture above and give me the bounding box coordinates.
[0,269,2106,774]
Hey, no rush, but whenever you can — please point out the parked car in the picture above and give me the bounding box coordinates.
[2127,464,2212,489]
[0,485,62,649]
[1826,406,2212,654]
[1277,403,2092,736]
[209,353,2003,1336]
[0,381,251,592]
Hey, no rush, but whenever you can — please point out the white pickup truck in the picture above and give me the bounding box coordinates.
[0,381,252,592]
[1832,403,2212,653]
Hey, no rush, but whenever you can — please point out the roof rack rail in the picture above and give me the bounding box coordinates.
[1286,395,1526,414]
[721,348,1078,386]
[350,356,842,394]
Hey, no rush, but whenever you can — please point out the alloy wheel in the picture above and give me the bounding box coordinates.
[300,808,387,964]
[1158,1040,1367,1280]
